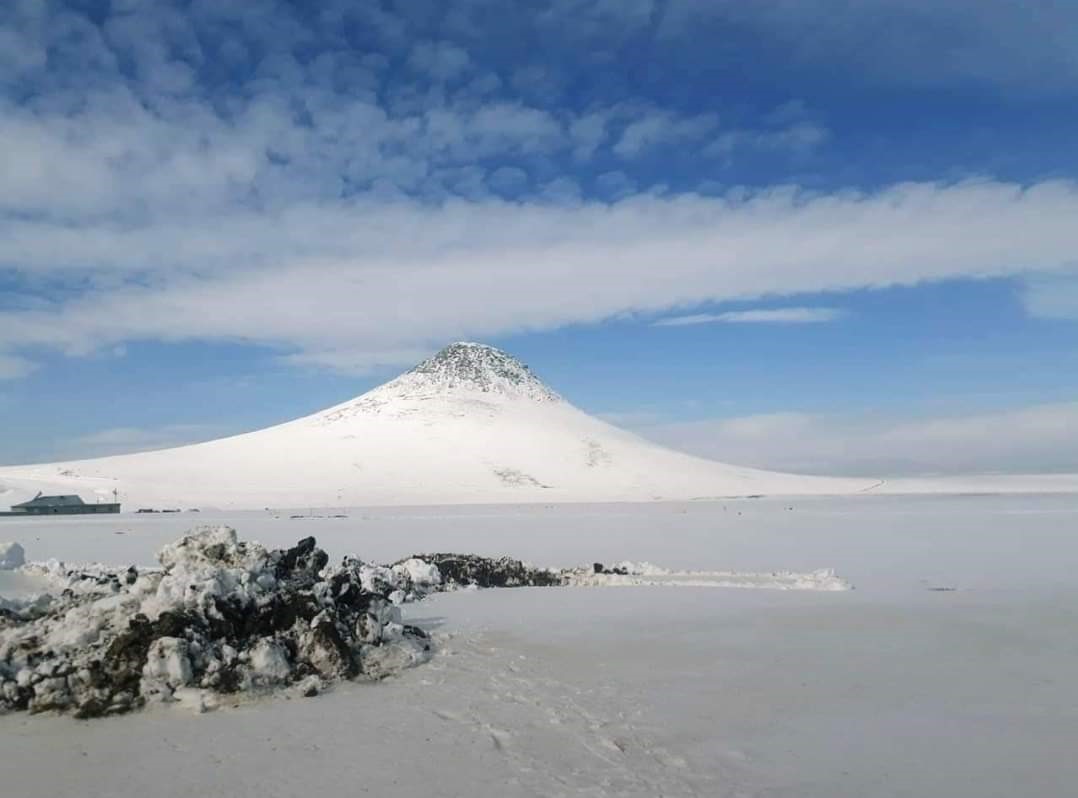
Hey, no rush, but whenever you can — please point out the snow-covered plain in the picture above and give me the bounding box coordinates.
[2,494,1077,797]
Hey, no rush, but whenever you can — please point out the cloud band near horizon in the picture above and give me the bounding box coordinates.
[2,179,1077,375]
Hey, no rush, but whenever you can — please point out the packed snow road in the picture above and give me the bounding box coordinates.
[2,495,1077,797]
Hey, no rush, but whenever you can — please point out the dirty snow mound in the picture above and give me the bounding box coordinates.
[403,553,562,588]
[0,527,434,717]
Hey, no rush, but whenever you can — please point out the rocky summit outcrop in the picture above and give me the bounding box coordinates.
[372,342,562,403]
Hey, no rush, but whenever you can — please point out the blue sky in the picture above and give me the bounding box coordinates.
[2,0,1078,474]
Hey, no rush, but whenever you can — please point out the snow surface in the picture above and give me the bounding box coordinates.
[2,495,1076,797]
[565,564,851,590]
[871,472,1078,494]
[0,343,876,509]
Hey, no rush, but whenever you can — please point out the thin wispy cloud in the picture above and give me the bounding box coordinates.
[58,424,234,460]
[0,355,34,379]
[1022,272,1078,320]
[658,1,1078,93]
[653,307,845,327]
[632,402,1078,477]
[0,354,36,380]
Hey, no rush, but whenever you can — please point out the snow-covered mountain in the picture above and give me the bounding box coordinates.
[0,342,875,509]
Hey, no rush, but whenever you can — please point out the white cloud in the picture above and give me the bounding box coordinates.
[58,424,232,459]
[614,110,718,157]
[2,179,1078,372]
[0,354,37,380]
[632,402,1078,476]
[0,25,45,72]
[408,41,472,81]
[594,170,636,199]
[653,307,844,326]
[706,122,830,159]
[510,65,565,103]
[487,165,529,195]
[1023,272,1078,320]
[278,348,434,376]
[596,410,667,427]
[659,0,1078,93]
[539,176,583,203]
[421,102,566,161]
[568,111,609,160]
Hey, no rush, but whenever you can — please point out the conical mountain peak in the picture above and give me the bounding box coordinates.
[0,337,877,508]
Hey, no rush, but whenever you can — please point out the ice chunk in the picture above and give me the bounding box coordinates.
[246,640,292,686]
[0,541,25,570]
[395,557,442,589]
[142,637,194,698]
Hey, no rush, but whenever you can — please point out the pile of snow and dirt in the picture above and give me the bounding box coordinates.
[0,527,444,717]
[405,552,564,588]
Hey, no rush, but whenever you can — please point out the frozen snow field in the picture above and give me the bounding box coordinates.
[2,494,1077,797]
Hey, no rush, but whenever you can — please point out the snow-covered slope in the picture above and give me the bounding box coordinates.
[0,343,875,509]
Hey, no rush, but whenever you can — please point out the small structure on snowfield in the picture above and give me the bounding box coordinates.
[0,493,121,516]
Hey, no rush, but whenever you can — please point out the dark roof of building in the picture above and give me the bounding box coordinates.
[12,494,87,509]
